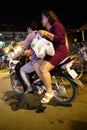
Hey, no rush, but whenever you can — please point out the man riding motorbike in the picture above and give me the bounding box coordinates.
[13,20,40,93]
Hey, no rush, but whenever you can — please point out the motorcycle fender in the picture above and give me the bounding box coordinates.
[73,77,85,88]
[60,70,84,88]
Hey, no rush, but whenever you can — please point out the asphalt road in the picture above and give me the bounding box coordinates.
[0,69,87,130]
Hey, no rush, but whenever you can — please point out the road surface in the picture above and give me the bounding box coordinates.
[0,69,87,130]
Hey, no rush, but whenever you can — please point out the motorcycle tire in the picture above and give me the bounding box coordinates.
[10,73,24,95]
[52,75,78,105]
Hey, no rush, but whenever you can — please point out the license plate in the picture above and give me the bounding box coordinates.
[68,69,78,79]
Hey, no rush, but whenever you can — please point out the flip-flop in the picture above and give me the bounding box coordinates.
[41,92,54,104]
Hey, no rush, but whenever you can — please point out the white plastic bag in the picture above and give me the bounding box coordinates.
[31,38,46,59]
[44,39,55,56]
[31,33,55,59]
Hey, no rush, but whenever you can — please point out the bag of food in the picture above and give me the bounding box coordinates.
[31,33,55,59]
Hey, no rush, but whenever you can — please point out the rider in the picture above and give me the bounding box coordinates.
[33,9,69,104]
[8,48,15,72]
[13,20,40,94]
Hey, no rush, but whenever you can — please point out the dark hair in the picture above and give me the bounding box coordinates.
[42,9,58,24]
[12,42,17,47]
[26,20,38,30]
[9,48,14,52]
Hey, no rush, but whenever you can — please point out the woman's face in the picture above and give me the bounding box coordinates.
[41,14,49,27]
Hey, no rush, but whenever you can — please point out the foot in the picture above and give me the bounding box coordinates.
[41,91,54,104]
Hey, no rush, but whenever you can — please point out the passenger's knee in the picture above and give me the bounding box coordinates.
[39,66,46,73]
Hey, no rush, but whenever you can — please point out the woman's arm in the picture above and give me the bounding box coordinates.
[13,47,25,60]
[38,30,54,41]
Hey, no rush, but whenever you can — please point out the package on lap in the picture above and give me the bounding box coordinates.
[31,32,55,59]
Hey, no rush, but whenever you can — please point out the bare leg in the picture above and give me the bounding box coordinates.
[34,60,55,103]
[33,59,44,81]
[40,61,54,91]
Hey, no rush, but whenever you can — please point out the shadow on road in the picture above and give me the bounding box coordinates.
[1,90,72,113]
[1,91,47,113]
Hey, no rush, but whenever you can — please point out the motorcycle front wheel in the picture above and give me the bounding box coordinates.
[10,73,24,95]
[52,75,78,105]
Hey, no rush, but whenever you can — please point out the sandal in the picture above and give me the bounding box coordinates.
[41,92,54,104]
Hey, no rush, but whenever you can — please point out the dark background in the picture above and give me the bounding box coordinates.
[0,0,87,31]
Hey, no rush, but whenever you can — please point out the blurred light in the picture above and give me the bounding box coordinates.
[4,48,9,54]
[0,33,3,36]
[15,47,22,54]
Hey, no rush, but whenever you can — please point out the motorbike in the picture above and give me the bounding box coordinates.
[9,54,85,105]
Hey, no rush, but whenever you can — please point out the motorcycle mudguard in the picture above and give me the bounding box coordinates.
[73,78,85,88]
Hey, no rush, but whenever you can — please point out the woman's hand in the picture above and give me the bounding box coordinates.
[39,30,54,41]
[38,30,48,37]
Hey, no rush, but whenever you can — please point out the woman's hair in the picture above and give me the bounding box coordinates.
[26,20,38,30]
[42,9,59,24]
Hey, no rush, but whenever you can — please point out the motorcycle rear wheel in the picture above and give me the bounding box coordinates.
[52,76,78,105]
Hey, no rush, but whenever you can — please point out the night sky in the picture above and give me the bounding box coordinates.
[0,0,87,31]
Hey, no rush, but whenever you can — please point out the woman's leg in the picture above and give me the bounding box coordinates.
[20,61,34,92]
[33,59,44,81]
[34,60,55,103]
[40,61,54,91]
